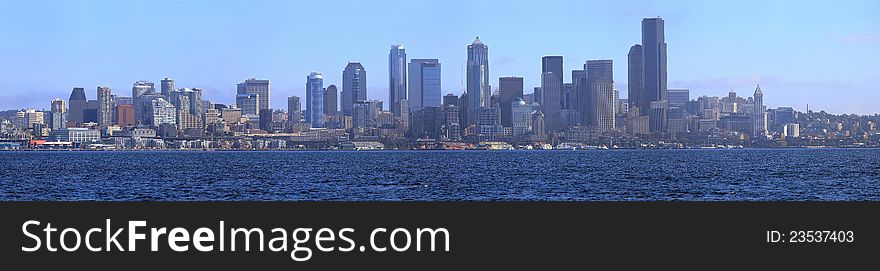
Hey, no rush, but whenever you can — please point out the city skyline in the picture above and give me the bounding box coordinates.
[0,0,878,115]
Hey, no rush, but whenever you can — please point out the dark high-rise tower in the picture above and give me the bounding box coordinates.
[389,45,407,116]
[541,56,564,82]
[68,87,87,124]
[571,69,588,125]
[642,17,667,132]
[627,44,645,115]
[542,56,564,110]
[342,62,367,117]
[160,77,174,97]
[498,76,523,127]
[324,84,338,117]
[541,72,563,133]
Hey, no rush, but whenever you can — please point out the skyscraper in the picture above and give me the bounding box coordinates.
[443,94,459,107]
[68,87,87,124]
[342,62,367,117]
[115,104,135,127]
[353,100,380,128]
[287,96,301,124]
[131,80,155,123]
[667,89,690,108]
[571,69,588,125]
[511,97,532,136]
[466,37,490,122]
[50,98,67,130]
[541,56,564,105]
[541,72,563,133]
[389,45,407,116]
[627,44,646,114]
[499,76,524,127]
[324,84,338,117]
[160,77,174,97]
[236,93,260,116]
[752,84,767,137]
[642,17,668,132]
[306,72,325,128]
[586,60,614,127]
[237,78,270,112]
[591,77,616,132]
[408,59,442,112]
[97,86,112,128]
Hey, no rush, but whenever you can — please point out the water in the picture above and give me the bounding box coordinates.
[1,149,878,201]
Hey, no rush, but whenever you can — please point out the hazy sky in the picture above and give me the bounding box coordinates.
[1,0,878,114]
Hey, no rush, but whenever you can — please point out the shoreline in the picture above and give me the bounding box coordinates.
[1,146,878,152]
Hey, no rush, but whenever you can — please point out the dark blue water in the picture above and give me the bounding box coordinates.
[1,149,878,201]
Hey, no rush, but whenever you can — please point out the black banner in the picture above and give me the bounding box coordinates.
[1,202,876,269]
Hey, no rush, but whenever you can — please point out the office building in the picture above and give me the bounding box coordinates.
[585,59,613,127]
[466,37,490,123]
[342,62,367,116]
[48,128,100,144]
[237,78,270,112]
[571,69,588,125]
[97,86,112,128]
[145,97,176,127]
[627,44,645,114]
[642,17,668,132]
[499,76,524,127]
[542,56,564,111]
[443,94,459,107]
[389,45,407,116]
[131,80,155,123]
[353,100,380,128]
[68,87,87,125]
[408,59,442,112]
[667,89,689,108]
[287,96,301,124]
[540,72,563,133]
[236,93,260,116]
[115,104,135,127]
[752,84,767,137]
[160,77,174,97]
[324,84,338,117]
[511,97,532,136]
[50,98,67,130]
[591,77,616,132]
[306,72,325,128]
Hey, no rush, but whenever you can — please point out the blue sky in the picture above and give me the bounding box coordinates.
[1,0,878,114]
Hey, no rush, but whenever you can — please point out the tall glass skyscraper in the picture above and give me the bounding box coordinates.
[389,45,407,116]
[408,59,441,112]
[571,69,588,125]
[540,72,563,133]
[627,44,645,115]
[342,62,367,117]
[642,17,667,132]
[306,72,325,128]
[466,37,490,122]
[68,87,87,124]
